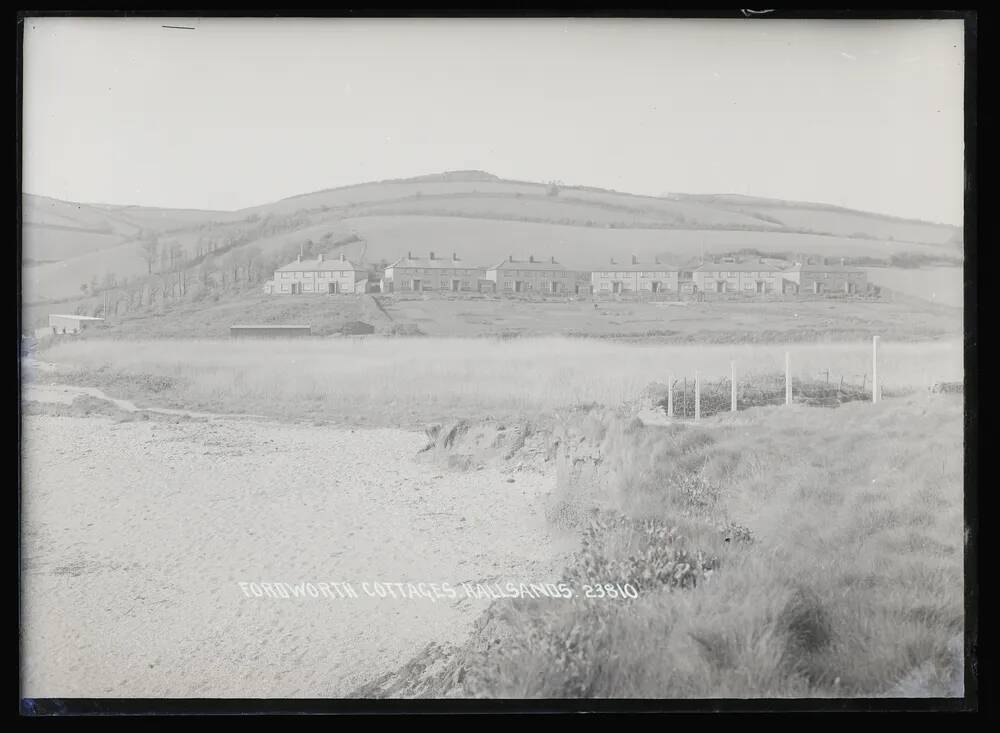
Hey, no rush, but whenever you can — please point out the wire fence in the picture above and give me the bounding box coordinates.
[660,372,875,419]
[651,338,961,421]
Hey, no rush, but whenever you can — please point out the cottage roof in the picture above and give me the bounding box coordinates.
[693,261,782,273]
[787,262,866,273]
[387,255,473,269]
[488,258,575,272]
[276,256,363,272]
[590,262,680,273]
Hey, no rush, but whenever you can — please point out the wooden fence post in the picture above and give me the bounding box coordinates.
[694,371,701,421]
[667,374,674,417]
[872,335,880,403]
[785,352,792,406]
[730,361,737,412]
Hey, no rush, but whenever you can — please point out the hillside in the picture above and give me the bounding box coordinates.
[21,171,963,304]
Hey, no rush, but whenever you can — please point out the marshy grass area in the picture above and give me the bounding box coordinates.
[363,395,966,698]
[34,337,962,428]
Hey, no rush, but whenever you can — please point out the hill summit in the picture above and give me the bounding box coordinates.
[396,170,502,183]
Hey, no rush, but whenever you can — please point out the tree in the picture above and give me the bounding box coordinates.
[243,245,262,283]
[139,235,160,275]
[223,250,240,287]
[546,181,561,197]
[80,283,89,295]
[198,256,215,289]
[169,242,185,270]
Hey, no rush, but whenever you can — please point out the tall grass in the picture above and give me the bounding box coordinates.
[425,395,966,698]
[39,337,962,425]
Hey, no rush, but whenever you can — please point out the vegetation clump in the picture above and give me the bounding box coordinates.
[564,512,721,592]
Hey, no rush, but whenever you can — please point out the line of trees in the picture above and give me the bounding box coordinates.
[72,226,363,320]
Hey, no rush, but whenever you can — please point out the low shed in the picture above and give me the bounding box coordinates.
[48,314,104,334]
[230,324,312,338]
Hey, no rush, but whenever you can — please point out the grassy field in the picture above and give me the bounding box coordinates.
[380,295,961,342]
[42,293,391,339]
[36,337,963,428]
[333,215,958,271]
[23,284,963,341]
[387,394,965,697]
[863,267,965,309]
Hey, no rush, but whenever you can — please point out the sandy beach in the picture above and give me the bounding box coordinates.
[20,408,567,697]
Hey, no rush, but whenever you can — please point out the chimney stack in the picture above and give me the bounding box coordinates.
[610,257,616,265]
[340,252,345,262]
[840,257,846,267]
[318,252,324,262]
[550,256,555,264]
[509,254,513,262]
[452,252,457,262]
[654,256,661,265]
[529,255,535,263]
[429,251,435,260]
[296,253,302,263]
[631,254,638,265]
[407,250,412,260]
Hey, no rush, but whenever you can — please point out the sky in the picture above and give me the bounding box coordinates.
[22,17,965,224]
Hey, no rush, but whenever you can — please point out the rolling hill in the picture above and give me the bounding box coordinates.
[21,171,963,304]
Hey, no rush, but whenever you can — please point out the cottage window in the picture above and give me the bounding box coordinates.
[281,272,290,278]
[503,280,513,289]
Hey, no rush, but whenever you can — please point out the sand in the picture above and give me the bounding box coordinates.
[20,409,569,697]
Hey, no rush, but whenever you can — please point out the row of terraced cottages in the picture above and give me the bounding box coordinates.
[591,257,866,296]
[380,252,592,294]
[265,251,868,297]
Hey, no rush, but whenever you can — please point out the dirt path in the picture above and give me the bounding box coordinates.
[21,411,570,697]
